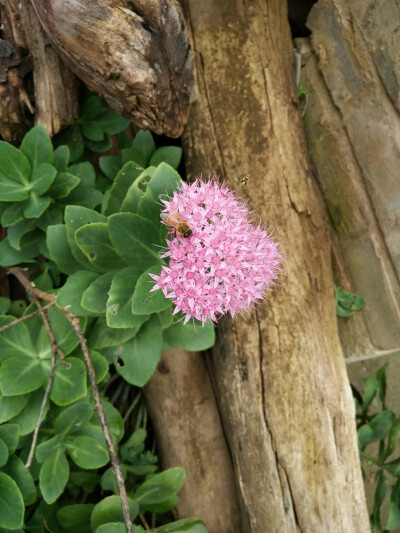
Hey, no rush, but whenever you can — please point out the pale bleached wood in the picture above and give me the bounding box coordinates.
[180,0,369,531]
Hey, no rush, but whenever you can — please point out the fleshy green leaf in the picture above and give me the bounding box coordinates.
[120,167,156,214]
[163,319,215,351]
[0,472,24,529]
[69,471,100,493]
[54,402,93,436]
[133,467,185,507]
[95,109,130,135]
[31,162,57,195]
[1,202,25,226]
[0,237,39,266]
[99,155,122,180]
[7,219,36,250]
[0,424,20,454]
[115,314,162,386]
[103,162,143,216]
[9,389,49,436]
[149,146,182,169]
[0,173,29,202]
[131,130,156,164]
[56,270,100,315]
[23,191,51,219]
[106,267,141,328]
[90,495,139,532]
[81,272,114,314]
[49,172,80,199]
[80,95,102,120]
[56,123,84,162]
[0,439,8,467]
[48,306,86,355]
[75,222,127,273]
[50,357,87,406]
[369,410,396,441]
[56,504,94,533]
[0,391,28,423]
[39,449,69,504]
[154,519,207,533]
[95,524,127,533]
[64,162,102,208]
[1,455,36,505]
[0,142,30,184]
[67,436,109,469]
[81,121,104,141]
[87,317,145,349]
[53,145,70,173]
[85,135,112,153]
[131,265,171,315]
[0,356,44,396]
[36,434,64,464]
[20,124,53,171]
[47,224,82,275]
[108,212,163,272]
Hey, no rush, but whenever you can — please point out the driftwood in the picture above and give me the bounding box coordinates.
[144,349,241,532]
[178,0,369,531]
[298,0,400,360]
[0,0,78,140]
[30,0,193,137]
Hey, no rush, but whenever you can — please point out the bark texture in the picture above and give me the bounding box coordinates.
[0,0,78,140]
[30,0,193,137]
[180,1,369,531]
[297,0,400,360]
[144,349,241,532]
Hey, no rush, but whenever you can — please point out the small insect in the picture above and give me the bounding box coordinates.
[161,213,192,238]
[241,173,250,186]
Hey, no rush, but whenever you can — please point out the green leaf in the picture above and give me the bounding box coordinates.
[90,495,139,532]
[0,297,10,314]
[36,434,64,464]
[23,191,51,218]
[0,316,35,362]
[75,222,127,273]
[9,389,49,436]
[386,481,400,530]
[65,205,107,270]
[57,124,84,162]
[50,357,87,406]
[8,301,27,318]
[154,519,207,533]
[81,121,104,141]
[116,131,132,150]
[358,424,374,451]
[55,402,93,436]
[0,356,44,396]
[163,319,215,351]
[149,146,182,169]
[116,314,162,387]
[49,172,80,199]
[131,130,156,164]
[1,202,25,226]
[361,377,379,415]
[0,392,28,423]
[56,504,94,533]
[1,455,36,505]
[377,363,389,404]
[370,410,396,441]
[99,400,124,443]
[0,472,24,529]
[7,219,37,250]
[84,349,109,383]
[69,471,100,493]
[64,162,102,208]
[133,467,185,506]
[106,267,142,328]
[121,146,147,168]
[108,212,163,272]
[37,206,63,230]
[67,435,109,469]
[120,168,156,214]
[131,265,171,315]
[81,272,114,314]
[0,439,8,467]
[20,124,53,172]
[56,270,100,315]
[0,142,30,184]
[99,156,122,180]
[385,419,400,461]
[53,145,70,173]
[96,524,127,533]
[158,307,173,329]
[0,237,39,266]
[47,224,82,275]
[80,95,102,120]
[48,306,85,355]
[103,162,143,216]
[373,470,387,531]
[0,424,20,454]
[85,135,112,153]
[95,109,130,135]
[87,316,145,349]
[31,162,57,195]
[137,163,182,223]
[39,449,69,504]
[0,173,29,202]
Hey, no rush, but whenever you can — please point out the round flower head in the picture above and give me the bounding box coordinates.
[150,179,282,325]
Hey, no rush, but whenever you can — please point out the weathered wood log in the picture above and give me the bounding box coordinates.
[180,0,369,531]
[0,0,78,140]
[144,349,242,532]
[297,0,400,360]
[30,0,193,137]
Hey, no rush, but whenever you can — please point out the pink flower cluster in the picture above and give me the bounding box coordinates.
[150,179,282,325]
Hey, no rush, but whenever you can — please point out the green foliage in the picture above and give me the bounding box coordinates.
[354,364,400,531]
[335,284,365,317]
[0,93,209,531]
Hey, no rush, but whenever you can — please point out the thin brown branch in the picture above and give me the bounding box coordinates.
[7,267,133,532]
[0,301,56,333]
[139,514,151,531]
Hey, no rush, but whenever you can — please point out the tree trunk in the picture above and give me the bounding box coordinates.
[144,349,242,532]
[297,0,400,360]
[179,1,369,531]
